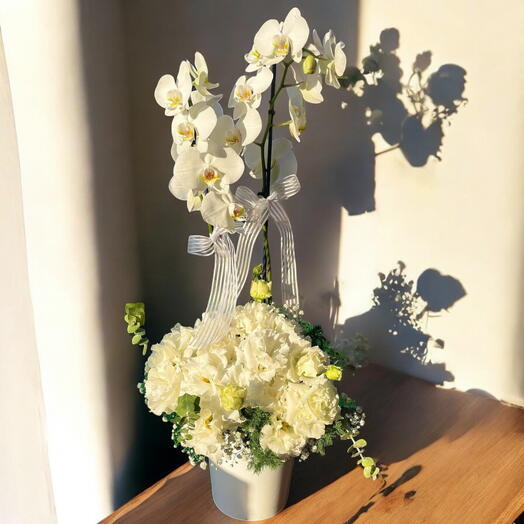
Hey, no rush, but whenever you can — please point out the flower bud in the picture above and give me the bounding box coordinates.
[302,55,317,75]
[325,365,343,381]
[219,385,246,411]
[250,279,272,301]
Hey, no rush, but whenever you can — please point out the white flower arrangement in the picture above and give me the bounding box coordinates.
[125,7,380,479]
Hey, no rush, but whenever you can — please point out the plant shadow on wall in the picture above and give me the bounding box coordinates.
[339,261,466,384]
[338,27,467,215]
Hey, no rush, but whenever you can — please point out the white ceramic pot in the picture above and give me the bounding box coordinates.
[209,458,294,521]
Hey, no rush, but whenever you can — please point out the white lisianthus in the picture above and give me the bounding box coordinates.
[287,86,307,141]
[308,29,347,89]
[279,378,340,439]
[182,408,225,462]
[200,190,246,230]
[251,7,309,65]
[190,51,219,99]
[144,325,193,415]
[244,138,297,181]
[288,344,328,381]
[260,416,306,457]
[154,61,192,116]
[169,147,244,200]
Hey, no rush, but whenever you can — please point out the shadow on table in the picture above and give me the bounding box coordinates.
[344,465,422,524]
[287,362,495,513]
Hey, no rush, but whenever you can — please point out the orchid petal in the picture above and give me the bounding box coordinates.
[194,51,208,74]
[334,42,347,76]
[189,101,217,140]
[253,19,280,57]
[283,7,309,62]
[201,191,234,230]
[248,67,273,94]
[211,148,244,185]
[237,107,262,146]
[170,147,205,200]
[154,74,176,110]
[177,61,193,105]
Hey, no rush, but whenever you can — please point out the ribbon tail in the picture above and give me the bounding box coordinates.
[190,234,237,349]
[270,201,300,310]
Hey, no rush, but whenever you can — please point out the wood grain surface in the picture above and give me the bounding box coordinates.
[102,365,524,524]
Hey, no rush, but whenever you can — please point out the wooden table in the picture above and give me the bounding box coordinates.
[102,365,524,524]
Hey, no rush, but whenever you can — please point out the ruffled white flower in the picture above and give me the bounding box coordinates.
[145,303,343,463]
[260,416,306,457]
[182,408,225,462]
[278,378,339,439]
[287,343,328,382]
[200,190,246,230]
[190,51,219,99]
[169,147,244,200]
[287,86,307,141]
[154,61,192,116]
[308,29,347,89]
[251,7,309,65]
[144,325,193,415]
[243,138,297,181]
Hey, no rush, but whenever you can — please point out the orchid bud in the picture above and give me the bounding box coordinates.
[302,55,317,75]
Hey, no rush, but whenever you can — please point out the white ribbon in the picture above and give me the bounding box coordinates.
[235,174,301,309]
[187,227,237,349]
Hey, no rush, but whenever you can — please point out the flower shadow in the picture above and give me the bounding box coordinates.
[337,27,467,215]
[337,261,466,385]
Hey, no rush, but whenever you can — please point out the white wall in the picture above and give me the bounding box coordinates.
[0,31,56,524]
[1,1,140,522]
[337,0,524,405]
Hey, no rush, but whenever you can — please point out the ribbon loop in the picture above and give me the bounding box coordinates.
[235,175,301,309]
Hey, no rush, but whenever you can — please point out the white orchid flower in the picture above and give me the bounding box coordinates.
[201,190,246,230]
[169,147,244,200]
[251,7,309,65]
[154,61,192,116]
[308,29,347,88]
[287,86,307,141]
[208,115,243,154]
[244,48,271,72]
[228,68,272,144]
[244,138,297,181]
[171,101,218,147]
[290,63,324,104]
[190,51,219,99]
[228,68,273,117]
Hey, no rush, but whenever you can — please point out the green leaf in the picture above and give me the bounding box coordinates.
[363,466,372,478]
[361,457,375,468]
[176,393,200,418]
[131,333,142,344]
[353,439,367,449]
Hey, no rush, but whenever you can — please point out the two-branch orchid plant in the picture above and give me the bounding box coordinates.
[126,7,380,479]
